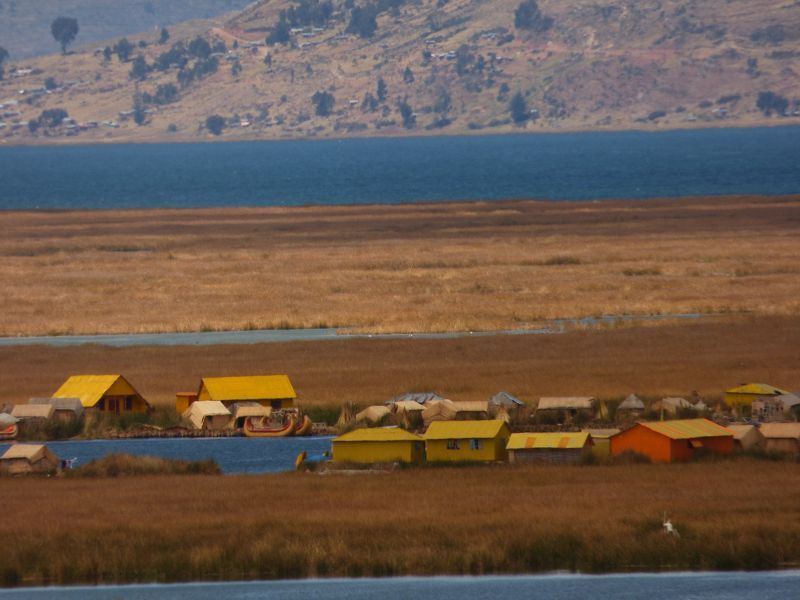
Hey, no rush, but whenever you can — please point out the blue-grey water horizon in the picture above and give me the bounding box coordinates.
[0,127,798,209]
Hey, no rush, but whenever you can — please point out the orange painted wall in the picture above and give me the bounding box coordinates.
[610,424,733,463]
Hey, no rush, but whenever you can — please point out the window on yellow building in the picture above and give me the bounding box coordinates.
[470,439,483,450]
[447,440,460,450]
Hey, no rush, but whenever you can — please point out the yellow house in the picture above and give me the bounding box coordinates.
[196,375,296,410]
[332,427,425,464]
[53,375,149,414]
[725,383,791,411]
[424,420,510,462]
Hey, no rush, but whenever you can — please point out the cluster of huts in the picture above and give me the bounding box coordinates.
[1,373,298,435]
[330,382,800,466]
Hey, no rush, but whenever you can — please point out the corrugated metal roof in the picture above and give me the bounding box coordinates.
[386,392,445,405]
[726,383,791,396]
[334,427,423,443]
[425,420,508,440]
[53,375,137,408]
[489,391,526,407]
[538,397,594,410]
[507,432,591,450]
[618,394,644,410]
[200,375,296,401]
[639,419,733,440]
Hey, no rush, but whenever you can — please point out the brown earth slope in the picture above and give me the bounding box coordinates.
[1,0,799,144]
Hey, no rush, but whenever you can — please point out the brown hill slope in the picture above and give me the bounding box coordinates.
[1,0,799,145]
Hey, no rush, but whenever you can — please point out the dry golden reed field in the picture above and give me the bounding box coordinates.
[1,195,799,337]
[1,462,800,585]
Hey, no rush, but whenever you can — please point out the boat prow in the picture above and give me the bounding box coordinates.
[243,414,296,438]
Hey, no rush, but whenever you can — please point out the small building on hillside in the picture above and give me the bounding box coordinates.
[332,427,425,464]
[0,444,60,475]
[29,397,84,422]
[610,419,734,463]
[725,383,791,412]
[535,397,595,422]
[584,428,621,458]
[11,403,54,423]
[53,375,150,414]
[616,394,645,419]
[727,424,765,451]
[196,375,296,410]
[507,432,593,464]
[452,401,490,420]
[424,420,511,462]
[183,401,231,431]
[752,394,800,422]
[759,423,800,456]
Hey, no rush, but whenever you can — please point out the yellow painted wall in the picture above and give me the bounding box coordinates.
[426,435,508,462]
[724,392,761,408]
[332,441,424,464]
[94,395,149,413]
[590,438,611,458]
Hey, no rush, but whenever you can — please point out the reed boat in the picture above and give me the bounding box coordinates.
[243,414,296,438]
[294,414,313,436]
[0,424,18,440]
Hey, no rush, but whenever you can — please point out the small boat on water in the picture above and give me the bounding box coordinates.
[244,413,296,438]
[295,414,313,436]
[0,424,17,440]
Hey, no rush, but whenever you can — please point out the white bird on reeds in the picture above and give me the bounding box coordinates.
[662,513,680,537]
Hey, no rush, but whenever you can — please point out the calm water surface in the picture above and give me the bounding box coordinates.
[0,572,797,599]
[0,436,333,474]
[0,128,798,209]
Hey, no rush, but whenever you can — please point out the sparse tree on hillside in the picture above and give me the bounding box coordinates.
[756,91,789,116]
[377,77,387,102]
[102,46,112,63]
[361,92,378,112]
[267,17,292,46]
[347,5,378,38]
[0,45,8,80]
[189,37,212,59]
[159,27,170,44]
[403,66,414,84]
[133,89,146,126]
[129,55,149,81]
[514,0,553,33]
[206,114,225,135]
[398,98,415,128]
[51,16,79,54]
[510,91,528,123]
[38,108,69,128]
[114,38,134,62]
[312,90,335,116]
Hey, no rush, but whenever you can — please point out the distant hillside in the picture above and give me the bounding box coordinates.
[1,0,799,145]
[0,0,254,58]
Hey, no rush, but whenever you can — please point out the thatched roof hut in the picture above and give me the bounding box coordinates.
[355,405,391,425]
[183,401,231,430]
[0,444,60,475]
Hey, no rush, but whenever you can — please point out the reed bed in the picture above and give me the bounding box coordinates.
[0,461,799,586]
[0,315,797,408]
[1,195,798,336]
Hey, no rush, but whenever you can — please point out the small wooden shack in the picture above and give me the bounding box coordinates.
[196,375,296,410]
[424,420,510,462]
[610,419,734,463]
[183,401,231,430]
[752,394,800,422]
[0,444,60,475]
[452,401,490,420]
[727,424,765,451]
[507,432,593,464]
[536,397,595,422]
[53,375,149,414]
[332,427,425,464]
[391,400,425,429]
[488,391,526,418]
[758,423,800,456]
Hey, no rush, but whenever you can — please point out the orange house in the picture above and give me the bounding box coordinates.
[610,419,734,463]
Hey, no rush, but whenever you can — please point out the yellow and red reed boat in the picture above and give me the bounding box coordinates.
[243,413,296,438]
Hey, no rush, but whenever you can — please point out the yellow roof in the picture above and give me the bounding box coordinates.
[425,420,509,440]
[726,383,790,396]
[507,432,591,450]
[639,419,733,440]
[53,375,141,408]
[200,375,296,402]
[334,427,423,443]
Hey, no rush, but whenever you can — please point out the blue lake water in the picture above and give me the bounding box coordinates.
[0,571,797,599]
[0,127,798,209]
[0,436,333,474]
